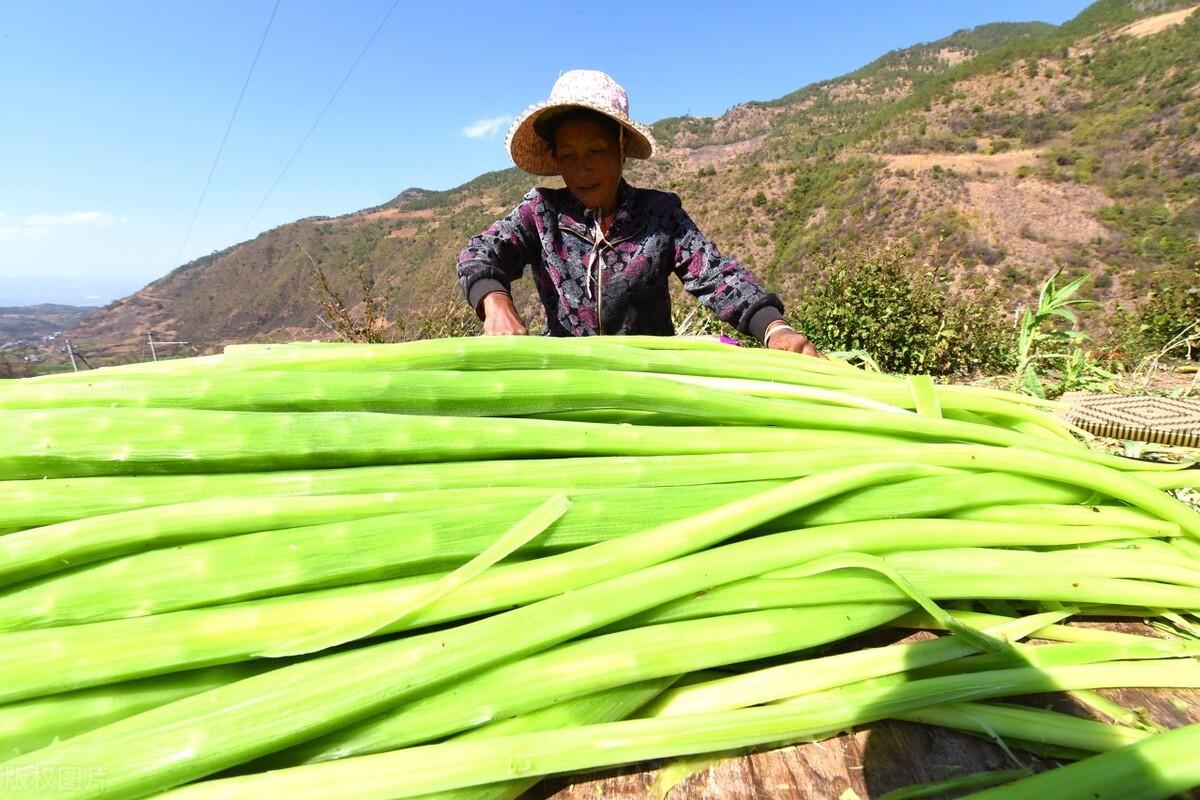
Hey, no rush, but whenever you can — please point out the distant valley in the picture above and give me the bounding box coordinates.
[0,304,98,345]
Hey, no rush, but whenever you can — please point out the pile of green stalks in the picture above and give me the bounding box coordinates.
[1,335,1199,800]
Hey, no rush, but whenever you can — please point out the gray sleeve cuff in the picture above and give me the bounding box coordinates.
[466,279,511,318]
[747,306,786,342]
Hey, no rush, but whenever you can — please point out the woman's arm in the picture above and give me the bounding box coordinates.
[456,192,542,333]
[670,200,822,356]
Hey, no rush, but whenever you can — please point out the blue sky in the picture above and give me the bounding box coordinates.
[0,0,1094,306]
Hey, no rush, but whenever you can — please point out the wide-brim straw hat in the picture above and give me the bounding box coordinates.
[506,70,656,176]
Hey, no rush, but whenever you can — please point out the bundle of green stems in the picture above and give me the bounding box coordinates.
[1,335,1198,800]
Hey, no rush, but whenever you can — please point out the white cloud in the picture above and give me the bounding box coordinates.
[462,115,512,139]
[0,211,121,241]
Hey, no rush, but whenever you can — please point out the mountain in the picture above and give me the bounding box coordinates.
[0,304,98,345]
[58,0,1200,367]
[0,304,99,377]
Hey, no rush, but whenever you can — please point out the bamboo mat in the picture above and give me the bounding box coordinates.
[1061,392,1200,448]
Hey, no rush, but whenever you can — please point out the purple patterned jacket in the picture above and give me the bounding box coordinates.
[456,181,785,339]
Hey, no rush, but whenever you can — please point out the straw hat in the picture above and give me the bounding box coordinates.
[506,70,656,176]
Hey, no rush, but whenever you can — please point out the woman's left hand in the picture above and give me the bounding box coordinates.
[767,330,825,358]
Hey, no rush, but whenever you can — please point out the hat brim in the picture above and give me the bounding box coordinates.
[506,102,656,176]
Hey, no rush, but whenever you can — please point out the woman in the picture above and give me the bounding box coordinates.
[456,69,821,356]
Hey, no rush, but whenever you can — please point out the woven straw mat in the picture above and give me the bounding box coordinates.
[1062,392,1200,448]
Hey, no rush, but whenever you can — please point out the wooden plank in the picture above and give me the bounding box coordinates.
[535,630,1200,799]
[537,722,1056,799]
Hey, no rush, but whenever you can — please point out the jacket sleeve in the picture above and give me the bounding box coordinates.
[669,198,785,341]
[456,190,543,316]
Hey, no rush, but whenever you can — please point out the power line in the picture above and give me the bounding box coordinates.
[236,0,402,242]
[175,0,282,266]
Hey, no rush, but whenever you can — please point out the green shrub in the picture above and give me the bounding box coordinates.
[1098,200,1199,268]
[787,243,1014,375]
[1001,264,1029,286]
[1138,266,1200,360]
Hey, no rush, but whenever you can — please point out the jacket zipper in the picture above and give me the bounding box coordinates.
[561,222,645,335]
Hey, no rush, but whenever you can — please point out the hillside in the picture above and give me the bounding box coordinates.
[0,304,97,343]
[0,304,99,378]
[58,0,1199,368]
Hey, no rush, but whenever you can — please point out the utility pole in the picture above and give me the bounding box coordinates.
[65,339,79,372]
[147,333,189,362]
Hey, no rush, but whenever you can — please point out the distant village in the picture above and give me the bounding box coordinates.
[0,331,62,363]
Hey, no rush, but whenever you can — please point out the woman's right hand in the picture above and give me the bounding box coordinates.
[480,292,529,336]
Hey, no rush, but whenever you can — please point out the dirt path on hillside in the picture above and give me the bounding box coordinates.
[308,206,439,228]
[1117,5,1198,38]
[879,149,1041,174]
[353,208,437,222]
[679,134,769,170]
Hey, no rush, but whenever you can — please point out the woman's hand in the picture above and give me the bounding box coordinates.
[766,326,824,358]
[480,292,529,336]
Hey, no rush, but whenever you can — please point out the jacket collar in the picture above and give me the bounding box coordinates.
[558,180,639,238]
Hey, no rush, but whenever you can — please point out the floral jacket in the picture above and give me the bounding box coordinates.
[456,181,785,339]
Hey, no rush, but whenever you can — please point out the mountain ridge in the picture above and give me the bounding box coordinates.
[47,0,1200,367]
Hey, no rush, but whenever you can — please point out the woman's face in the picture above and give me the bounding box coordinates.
[553,117,623,216]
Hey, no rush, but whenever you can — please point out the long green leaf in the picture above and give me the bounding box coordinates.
[142,662,1200,800]
[264,495,570,656]
[964,720,1200,799]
